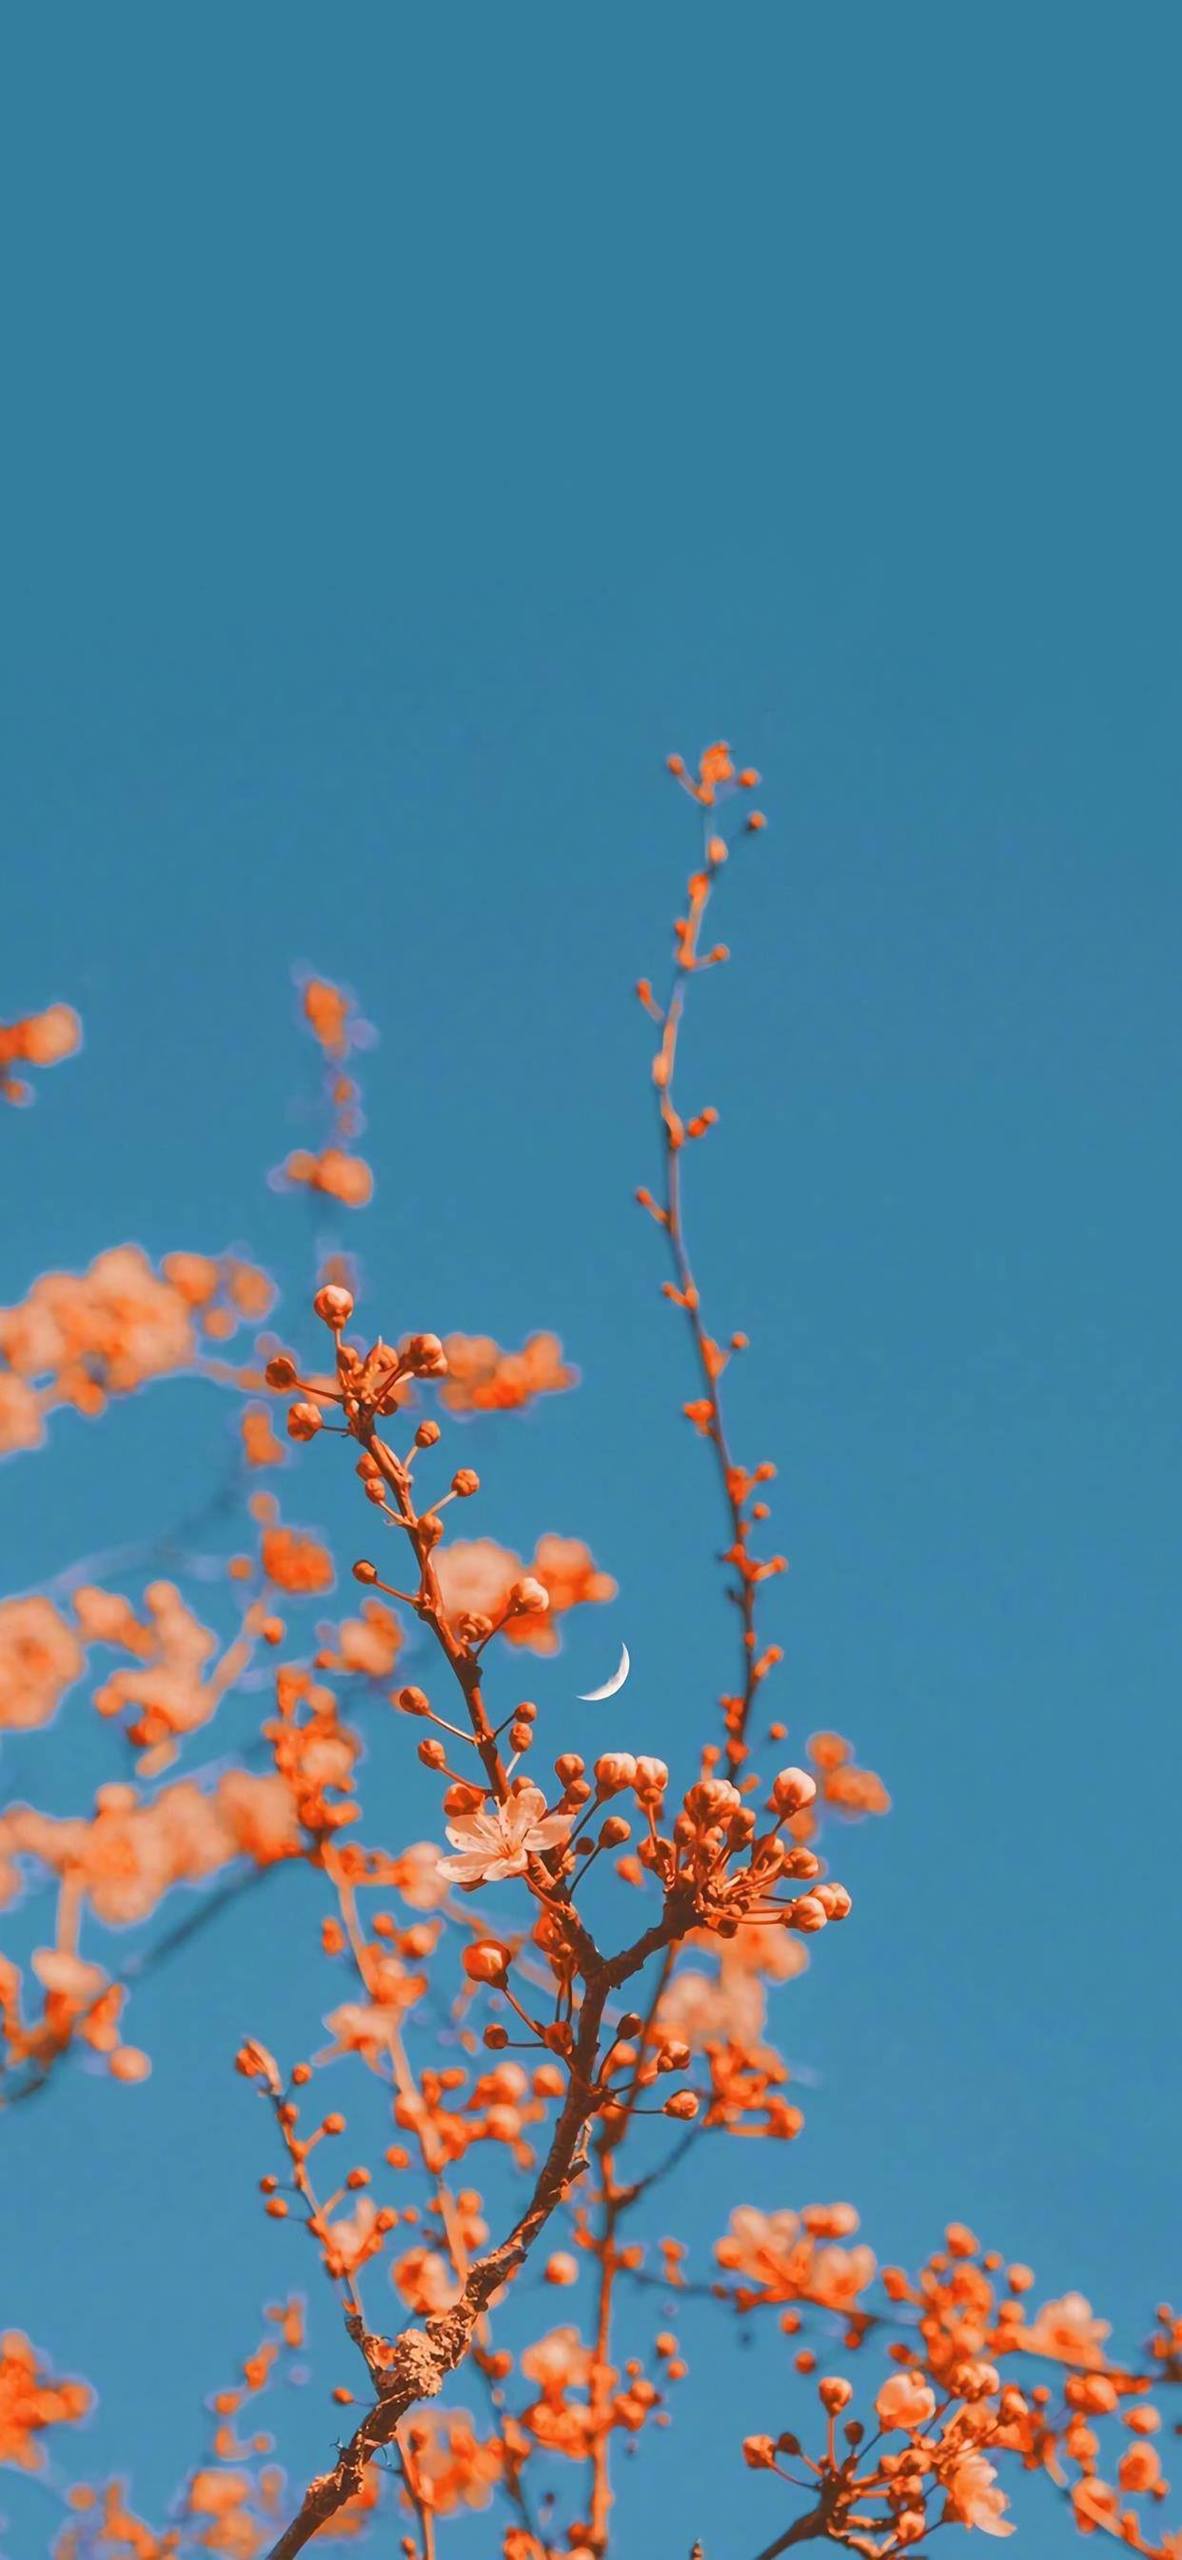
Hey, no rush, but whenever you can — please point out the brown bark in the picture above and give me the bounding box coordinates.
[264,1900,693,2557]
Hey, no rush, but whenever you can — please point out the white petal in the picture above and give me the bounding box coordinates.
[528,1813,575,1851]
[444,1817,494,1852]
[484,1851,529,1882]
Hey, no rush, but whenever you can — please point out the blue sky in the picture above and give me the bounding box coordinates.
[1,8,1179,2557]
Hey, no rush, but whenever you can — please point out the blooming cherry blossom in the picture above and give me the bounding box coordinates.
[437,1783,573,1885]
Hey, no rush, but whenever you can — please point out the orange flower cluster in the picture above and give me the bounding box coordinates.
[807,1729,893,1821]
[314,1597,404,1680]
[439,1331,579,1415]
[0,2330,92,2468]
[276,1146,374,1209]
[738,2224,1176,2556]
[55,2481,183,2560]
[302,980,360,1061]
[0,1245,273,1453]
[400,2408,504,2515]
[0,1767,301,2092]
[0,1940,147,2088]
[241,1400,288,1468]
[0,1769,302,1926]
[0,1000,81,1105]
[717,2203,877,2316]
[0,1591,85,1728]
[0,1578,268,1767]
[273,974,375,1209]
[388,2056,564,2179]
[84,1579,256,1758]
[653,1955,772,2054]
[515,2323,668,2465]
[264,1665,362,1837]
[433,1534,616,1654]
[261,1520,335,1596]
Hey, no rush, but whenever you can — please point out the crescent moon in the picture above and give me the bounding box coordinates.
[578,1642,631,1702]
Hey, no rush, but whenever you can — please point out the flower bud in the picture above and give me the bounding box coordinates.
[397,1686,431,1718]
[508,1576,549,1615]
[787,1893,828,1932]
[783,1846,821,1879]
[417,1737,448,1770]
[634,1755,669,1797]
[462,1940,511,1985]
[663,2090,699,2120]
[742,2435,778,2469]
[286,1399,324,1441]
[451,1468,480,1497]
[685,1778,742,1827]
[403,1332,448,1376]
[595,1752,638,1797]
[951,2360,999,2402]
[235,2039,281,2087]
[264,1355,298,1391]
[770,1767,817,1817]
[819,2376,853,2414]
[443,1781,484,1816]
[313,1284,354,1329]
[415,1419,442,1448]
[352,1560,378,1584]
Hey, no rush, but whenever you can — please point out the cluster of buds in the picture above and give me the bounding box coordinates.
[265,1667,361,1837]
[740,2351,1023,2546]
[603,1752,853,1946]
[590,2001,779,2134]
[441,1577,552,1651]
[734,2223,1182,2553]
[236,2050,401,2288]
[266,1290,449,1434]
[0,1000,81,1105]
[665,741,764,820]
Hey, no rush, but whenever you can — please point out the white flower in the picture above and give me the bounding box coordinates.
[437,1784,573,1885]
[943,2454,1015,2537]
